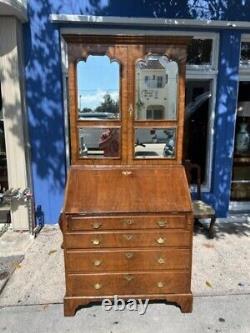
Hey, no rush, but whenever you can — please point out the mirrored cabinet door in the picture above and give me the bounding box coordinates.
[77,55,120,121]
[129,44,186,164]
[67,41,127,164]
[67,36,189,165]
[135,55,178,121]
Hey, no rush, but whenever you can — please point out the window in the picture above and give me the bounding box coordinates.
[231,35,250,203]
[184,80,212,183]
[187,35,218,71]
[146,106,164,120]
[240,41,250,67]
[231,82,250,201]
[187,39,212,66]
[157,76,163,88]
[185,34,218,189]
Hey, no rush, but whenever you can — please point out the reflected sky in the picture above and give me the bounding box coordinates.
[77,55,119,110]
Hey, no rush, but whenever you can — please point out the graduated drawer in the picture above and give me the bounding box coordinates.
[67,271,190,296]
[64,230,191,249]
[66,248,190,272]
[67,215,187,231]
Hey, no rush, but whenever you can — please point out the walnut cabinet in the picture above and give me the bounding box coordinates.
[60,35,193,316]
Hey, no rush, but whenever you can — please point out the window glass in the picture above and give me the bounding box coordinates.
[240,42,250,66]
[0,82,8,191]
[77,55,120,120]
[231,82,250,201]
[187,39,212,65]
[184,80,212,183]
[135,55,178,120]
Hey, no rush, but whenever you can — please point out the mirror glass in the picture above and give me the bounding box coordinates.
[77,55,120,120]
[135,55,178,120]
[78,127,120,158]
[134,128,176,159]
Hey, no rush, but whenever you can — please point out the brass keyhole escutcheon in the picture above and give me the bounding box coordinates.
[92,222,102,229]
[123,234,134,241]
[157,220,168,228]
[124,274,134,282]
[93,259,102,267]
[91,239,101,245]
[94,283,102,290]
[157,257,165,264]
[156,237,165,245]
[123,219,134,226]
[128,103,133,117]
[125,252,134,259]
[157,281,164,288]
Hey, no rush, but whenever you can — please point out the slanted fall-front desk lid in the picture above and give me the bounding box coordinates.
[63,166,192,215]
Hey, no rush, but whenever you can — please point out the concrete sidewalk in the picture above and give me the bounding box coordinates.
[0,216,250,332]
[0,294,250,333]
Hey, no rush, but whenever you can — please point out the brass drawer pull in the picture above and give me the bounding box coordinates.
[93,259,102,267]
[156,237,166,245]
[157,281,164,288]
[123,234,134,241]
[94,283,102,290]
[157,220,168,228]
[123,219,134,226]
[125,252,134,259]
[92,222,102,229]
[124,274,134,282]
[122,170,132,176]
[157,257,165,264]
[91,239,101,245]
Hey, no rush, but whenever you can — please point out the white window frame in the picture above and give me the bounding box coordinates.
[186,33,219,73]
[60,29,218,191]
[185,75,217,192]
[186,32,218,192]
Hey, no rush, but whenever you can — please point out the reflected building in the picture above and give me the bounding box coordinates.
[136,57,178,120]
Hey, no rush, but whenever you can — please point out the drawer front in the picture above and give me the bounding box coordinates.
[67,215,187,231]
[66,249,190,272]
[65,230,191,249]
[67,271,190,296]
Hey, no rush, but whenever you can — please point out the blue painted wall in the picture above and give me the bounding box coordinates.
[24,1,248,223]
[203,31,241,216]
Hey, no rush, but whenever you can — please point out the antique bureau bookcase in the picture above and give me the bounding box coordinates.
[60,35,193,316]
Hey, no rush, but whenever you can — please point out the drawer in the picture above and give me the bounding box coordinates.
[67,271,190,296]
[64,230,191,249]
[66,248,190,272]
[67,215,187,231]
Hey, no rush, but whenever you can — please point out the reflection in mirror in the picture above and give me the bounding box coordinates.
[134,128,176,159]
[135,55,178,120]
[79,127,120,158]
[77,55,120,120]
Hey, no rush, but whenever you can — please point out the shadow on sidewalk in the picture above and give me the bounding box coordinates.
[194,217,250,240]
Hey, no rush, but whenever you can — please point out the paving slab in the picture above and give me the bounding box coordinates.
[0,294,249,333]
[0,255,24,294]
[0,226,64,306]
[0,229,33,257]
[191,216,250,296]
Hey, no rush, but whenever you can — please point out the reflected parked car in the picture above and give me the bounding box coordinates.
[78,112,118,120]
